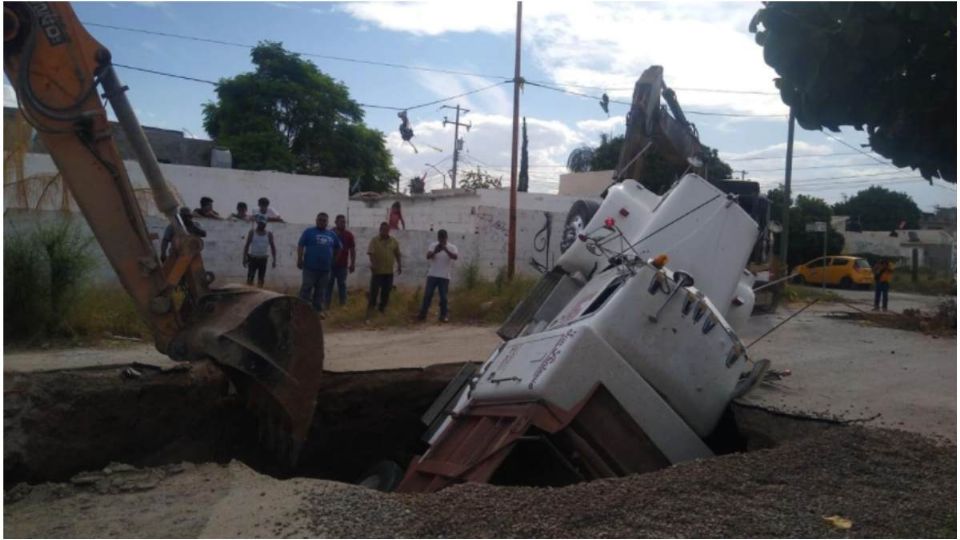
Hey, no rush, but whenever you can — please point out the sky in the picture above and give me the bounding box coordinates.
[4,1,956,211]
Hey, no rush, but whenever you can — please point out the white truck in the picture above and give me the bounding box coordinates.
[395,67,770,492]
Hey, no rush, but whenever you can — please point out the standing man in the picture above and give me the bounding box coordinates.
[160,207,206,263]
[417,229,458,322]
[872,258,894,311]
[243,214,276,288]
[325,214,356,309]
[366,222,402,321]
[297,212,341,317]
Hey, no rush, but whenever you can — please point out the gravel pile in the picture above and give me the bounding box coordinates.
[306,426,956,538]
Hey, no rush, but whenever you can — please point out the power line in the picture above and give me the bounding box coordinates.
[723,151,865,162]
[84,21,509,81]
[86,20,781,97]
[746,161,891,173]
[110,62,508,112]
[113,63,218,85]
[523,80,788,118]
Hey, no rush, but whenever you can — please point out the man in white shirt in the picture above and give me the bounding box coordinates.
[255,197,284,223]
[417,229,458,322]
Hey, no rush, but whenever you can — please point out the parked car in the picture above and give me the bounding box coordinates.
[792,256,875,289]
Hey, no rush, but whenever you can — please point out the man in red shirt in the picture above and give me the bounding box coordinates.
[325,214,356,309]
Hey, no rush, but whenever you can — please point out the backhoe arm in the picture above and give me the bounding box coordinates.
[615,66,704,183]
[4,2,324,465]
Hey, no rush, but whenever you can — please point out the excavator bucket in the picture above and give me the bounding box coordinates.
[178,287,324,466]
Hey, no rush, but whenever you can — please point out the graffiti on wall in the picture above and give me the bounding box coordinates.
[530,211,553,273]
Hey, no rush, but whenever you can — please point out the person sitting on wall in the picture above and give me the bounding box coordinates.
[194,196,222,219]
[230,201,251,221]
[256,197,285,223]
[388,200,405,231]
[242,214,276,288]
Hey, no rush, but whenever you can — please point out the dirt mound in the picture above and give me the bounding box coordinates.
[827,299,957,337]
[8,426,951,538]
[317,427,956,538]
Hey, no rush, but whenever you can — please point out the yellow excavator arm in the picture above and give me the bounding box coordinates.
[615,66,704,183]
[4,2,323,465]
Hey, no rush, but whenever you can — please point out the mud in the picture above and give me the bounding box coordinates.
[3,361,469,487]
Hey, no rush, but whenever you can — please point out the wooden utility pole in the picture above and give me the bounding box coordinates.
[507,1,522,279]
[780,107,795,273]
[442,104,469,189]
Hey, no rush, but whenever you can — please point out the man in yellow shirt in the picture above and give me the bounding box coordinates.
[872,258,894,311]
[367,222,402,321]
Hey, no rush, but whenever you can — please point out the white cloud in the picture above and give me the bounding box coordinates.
[343,2,788,116]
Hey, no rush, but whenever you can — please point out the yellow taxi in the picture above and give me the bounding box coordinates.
[792,256,875,289]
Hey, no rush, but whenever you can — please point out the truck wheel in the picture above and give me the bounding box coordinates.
[792,274,805,285]
[560,200,601,254]
[840,277,853,289]
[356,460,404,492]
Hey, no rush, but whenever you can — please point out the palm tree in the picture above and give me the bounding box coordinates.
[566,146,595,173]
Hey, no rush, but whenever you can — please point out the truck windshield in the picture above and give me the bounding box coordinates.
[855,259,871,269]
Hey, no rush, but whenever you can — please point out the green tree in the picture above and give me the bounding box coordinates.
[408,175,425,195]
[750,3,956,183]
[460,166,503,191]
[566,145,594,173]
[203,42,399,192]
[518,117,529,193]
[832,185,922,230]
[566,134,734,194]
[767,188,845,268]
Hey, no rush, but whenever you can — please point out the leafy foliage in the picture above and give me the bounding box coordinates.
[460,166,503,191]
[566,146,595,173]
[408,175,425,195]
[832,185,923,230]
[767,187,845,267]
[566,134,733,193]
[4,220,95,343]
[750,3,956,183]
[203,42,399,192]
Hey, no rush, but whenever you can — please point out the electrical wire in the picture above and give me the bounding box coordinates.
[85,20,782,97]
[523,80,788,118]
[723,151,864,162]
[109,62,509,112]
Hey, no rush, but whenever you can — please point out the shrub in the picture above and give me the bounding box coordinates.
[4,220,95,343]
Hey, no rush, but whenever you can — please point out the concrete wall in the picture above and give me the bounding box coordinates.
[6,153,349,225]
[841,229,957,272]
[347,188,594,233]
[4,205,570,292]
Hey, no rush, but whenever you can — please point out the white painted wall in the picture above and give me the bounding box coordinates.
[6,153,349,225]
[4,206,569,293]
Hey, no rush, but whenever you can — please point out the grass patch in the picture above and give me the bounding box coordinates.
[320,264,538,330]
[64,286,152,341]
[4,220,96,345]
[890,271,956,296]
[782,283,844,303]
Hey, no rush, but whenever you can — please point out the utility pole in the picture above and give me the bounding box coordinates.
[780,107,796,276]
[442,104,470,189]
[737,169,748,180]
[507,0,522,279]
